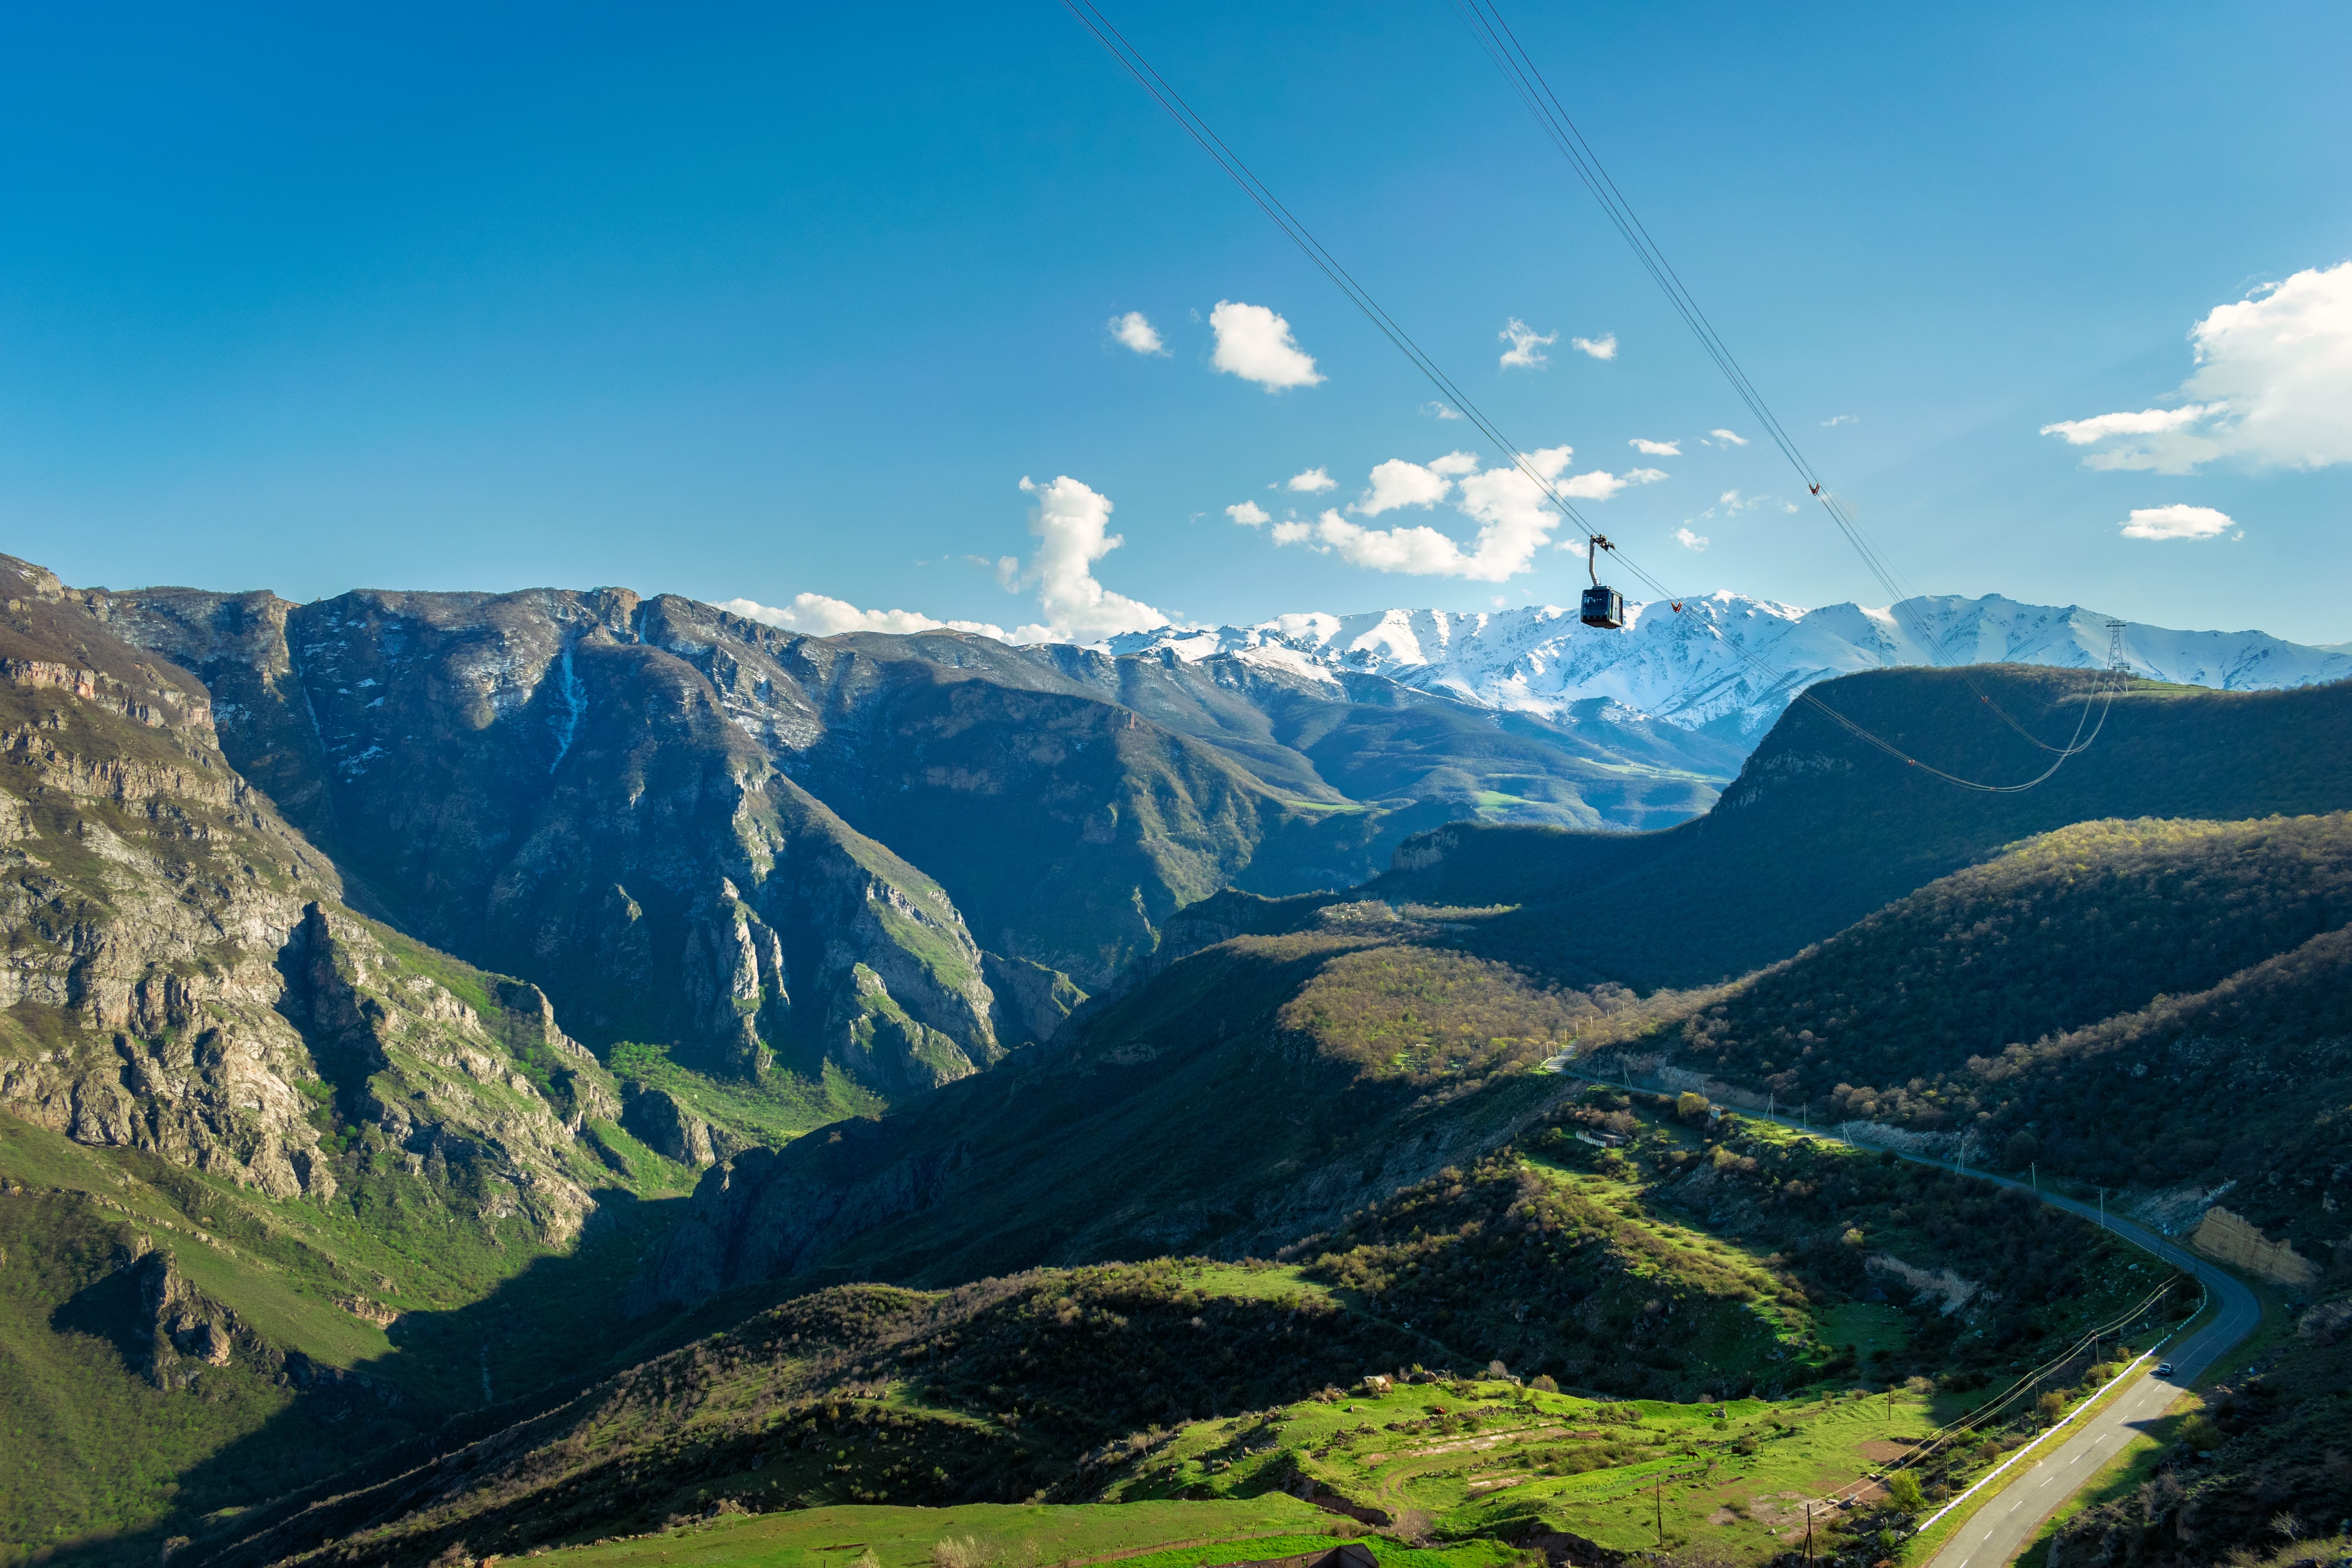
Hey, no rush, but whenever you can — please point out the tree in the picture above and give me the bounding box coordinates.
[1885,1471,1924,1513]
[2036,1390,2068,1424]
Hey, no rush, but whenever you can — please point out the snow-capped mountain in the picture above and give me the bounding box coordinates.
[1106,594,2352,741]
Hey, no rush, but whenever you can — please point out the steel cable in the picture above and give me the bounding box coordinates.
[1060,0,2117,790]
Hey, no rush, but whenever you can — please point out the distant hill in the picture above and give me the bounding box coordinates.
[1370,664,2352,989]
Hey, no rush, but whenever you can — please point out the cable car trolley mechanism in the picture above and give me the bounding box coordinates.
[1580,535,1625,628]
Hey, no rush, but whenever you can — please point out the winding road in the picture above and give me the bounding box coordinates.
[1920,1195,2258,1568]
[1572,1074,2264,1568]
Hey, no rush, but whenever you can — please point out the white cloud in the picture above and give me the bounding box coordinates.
[1422,401,1464,420]
[2119,503,2235,540]
[1352,458,1456,515]
[1273,447,1585,582]
[2041,261,2352,474]
[1286,467,1337,493]
[1011,475,1173,642]
[1499,317,1559,369]
[1226,500,1271,527]
[1109,311,1166,355]
[1821,413,1856,427]
[1558,470,1632,500]
[1570,333,1618,361]
[1705,428,1749,447]
[1623,467,1668,484]
[1210,300,1324,391]
[2040,405,2221,474]
[1673,527,1708,552]
[1629,438,1681,456]
[720,595,1009,642]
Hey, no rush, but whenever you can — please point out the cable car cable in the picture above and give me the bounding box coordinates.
[1060,0,2119,791]
[1452,0,2098,753]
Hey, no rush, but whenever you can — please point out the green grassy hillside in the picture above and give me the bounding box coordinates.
[0,1104,695,1568]
[620,922,1656,1313]
[171,1096,2173,1568]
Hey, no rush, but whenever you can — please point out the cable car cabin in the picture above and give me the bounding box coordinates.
[1580,584,1626,628]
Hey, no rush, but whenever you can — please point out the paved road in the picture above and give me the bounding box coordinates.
[1923,1202,2258,1568]
[1570,1073,2264,1568]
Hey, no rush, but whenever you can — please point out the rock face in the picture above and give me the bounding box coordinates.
[2190,1204,2323,1287]
[101,583,1003,1079]
[0,556,624,1245]
[982,951,1085,1050]
[620,1086,724,1167]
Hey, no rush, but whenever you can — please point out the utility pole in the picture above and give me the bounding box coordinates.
[1656,1474,1665,1545]
[2107,619,2128,674]
[1804,1504,1814,1564]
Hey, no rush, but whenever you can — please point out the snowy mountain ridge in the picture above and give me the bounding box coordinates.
[1105,593,2352,741]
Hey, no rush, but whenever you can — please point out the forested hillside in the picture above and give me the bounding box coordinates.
[1646,813,2352,1249]
[1370,668,2352,987]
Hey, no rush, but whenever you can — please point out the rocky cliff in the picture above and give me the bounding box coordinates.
[0,556,628,1246]
[99,582,1006,1082]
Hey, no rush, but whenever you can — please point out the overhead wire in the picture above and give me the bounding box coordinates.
[1058,0,2119,791]
[1451,0,2117,760]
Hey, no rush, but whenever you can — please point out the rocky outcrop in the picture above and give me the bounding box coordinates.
[982,951,1085,1050]
[619,1085,733,1167]
[826,963,978,1095]
[279,903,615,1243]
[2190,1204,2323,1287]
[135,1249,251,1388]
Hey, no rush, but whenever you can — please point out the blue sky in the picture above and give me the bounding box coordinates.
[6,1,2348,643]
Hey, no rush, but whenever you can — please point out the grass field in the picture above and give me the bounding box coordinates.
[1092,1374,1950,1558]
[533,1499,1527,1568]
[535,1499,1340,1568]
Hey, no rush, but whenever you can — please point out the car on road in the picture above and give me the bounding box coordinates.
[2155,1362,2174,1376]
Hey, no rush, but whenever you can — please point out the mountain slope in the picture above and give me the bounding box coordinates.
[0,558,727,1564]
[1638,813,2352,1250]
[1120,594,2352,740]
[99,575,1735,1020]
[1371,665,2352,989]
[616,666,2352,1319]
[620,924,1579,1312]
[102,582,1006,1080]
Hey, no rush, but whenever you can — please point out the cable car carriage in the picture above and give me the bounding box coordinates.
[1580,535,1625,628]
